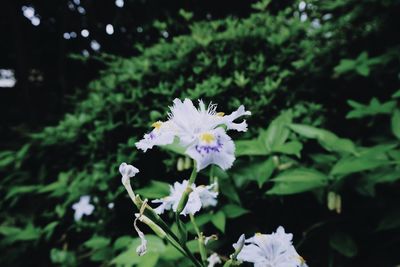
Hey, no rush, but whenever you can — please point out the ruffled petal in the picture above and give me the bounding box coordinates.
[186,128,235,171]
[222,105,251,132]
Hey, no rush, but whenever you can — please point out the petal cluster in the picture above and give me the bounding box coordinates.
[237,226,307,267]
[135,98,251,171]
[152,180,218,216]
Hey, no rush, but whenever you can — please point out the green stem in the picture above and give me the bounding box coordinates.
[190,214,207,266]
[176,167,198,213]
[123,180,201,267]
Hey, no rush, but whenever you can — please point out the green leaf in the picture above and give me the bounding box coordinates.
[211,211,226,232]
[392,89,400,98]
[219,176,241,204]
[222,204,250,218]
[135,181,170,199]
[329,232,358,258]
[272,141,303,157]
[289,124,356,154]
[233,158,275,187]
[235,139,268,156]
[267,168,328,195]
[330,156,389,176]
[377,210,400,231]
[391,109,400,139]
[84,236,111,249]
[260,111,292,151]
[346,98,396,118]
[113,236,134,251]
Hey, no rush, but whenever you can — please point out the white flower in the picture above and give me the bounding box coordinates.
[135,98,251,171]
[152,180,218,216]
[72,195,95,221]
[237,226,306,267]
[119,162,139,184]
[207,253,222,267]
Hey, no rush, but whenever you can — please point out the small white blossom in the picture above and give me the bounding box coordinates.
[152,180,218,216]
[135,98,251,171]
[119,162,139,184]
[237,226,306,267]
[207,253,222,267]
[72,195,94,221]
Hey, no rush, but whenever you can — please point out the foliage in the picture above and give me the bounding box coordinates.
[1,0,400,266]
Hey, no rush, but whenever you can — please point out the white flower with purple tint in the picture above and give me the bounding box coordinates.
[152,180,218,216]
[237,226,306,267]
[72,195,94,221]
[135,98,251,171]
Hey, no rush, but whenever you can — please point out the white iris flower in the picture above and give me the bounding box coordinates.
[152,180,218,216]
[237,226,307,267]
[72,195,95,221]
[135,98,251,171]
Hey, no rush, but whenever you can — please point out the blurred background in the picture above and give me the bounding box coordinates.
[1,0,400,266]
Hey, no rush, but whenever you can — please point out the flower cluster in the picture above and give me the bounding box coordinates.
[236,226,307,267]
[136,98,251,171]
[152,180,218,216]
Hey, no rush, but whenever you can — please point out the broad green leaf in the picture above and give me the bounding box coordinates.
[222,204,250,218]
[113,236,134,251]
[219,176,241,204]
[329,232,358,258]
[233,158,275,187]
[84,236,111,249]
[330,156,389,176]
[260,111,292,151]
[272,141,303,157]
[391,109,400,139]
[211,211,226,232]
[235,139,268,156]
[267,168,328,195]
[91,248,113,262]
[135,181,170,198]
[289,124,356,154]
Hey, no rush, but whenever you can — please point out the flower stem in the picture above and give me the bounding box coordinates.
[123,180,202,267]
[190,214,207,266]
[176,166,198,214]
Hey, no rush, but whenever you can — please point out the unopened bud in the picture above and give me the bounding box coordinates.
[177,157,184,171]
[184,157,192,169]
[327,191,336,211]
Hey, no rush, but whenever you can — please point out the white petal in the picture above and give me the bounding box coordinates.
[223,105,251,132]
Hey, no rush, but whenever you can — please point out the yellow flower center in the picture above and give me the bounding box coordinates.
[200,133,215,144]
[216,112,225,117]
[151,121,163,129]
[255,232,262,236]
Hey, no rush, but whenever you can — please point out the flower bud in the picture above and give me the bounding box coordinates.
[119,162,139,185]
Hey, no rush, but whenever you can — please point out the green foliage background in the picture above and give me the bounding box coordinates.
[1,0,400,266]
